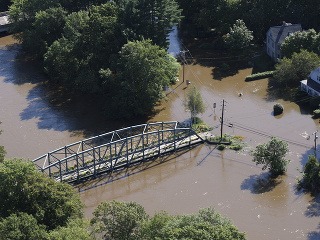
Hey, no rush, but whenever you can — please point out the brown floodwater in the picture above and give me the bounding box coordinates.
[1,34,320,240]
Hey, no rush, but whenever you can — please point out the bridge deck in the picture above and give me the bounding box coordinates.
[58,133,204,183]
[33,122,212,184]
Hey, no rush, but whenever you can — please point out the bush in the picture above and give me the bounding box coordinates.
[313,109,320,118]
[217,145,226,151]
[273,103,284,115]
[298,155,320,193]
[245,71,274,81]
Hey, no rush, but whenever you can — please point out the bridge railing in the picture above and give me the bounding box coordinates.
[33,121,178,171]
[36,126,197,182]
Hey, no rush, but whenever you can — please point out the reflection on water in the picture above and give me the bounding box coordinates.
[167,26,181,57]
[1,34,320,240]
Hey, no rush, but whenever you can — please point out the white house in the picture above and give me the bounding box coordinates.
[301,67,320,97]
[266,22,302,61]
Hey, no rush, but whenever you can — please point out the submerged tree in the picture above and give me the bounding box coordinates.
[107,39,180,118]
[251,137,289,176]
[185,86,206,123]
[298,155,320,193]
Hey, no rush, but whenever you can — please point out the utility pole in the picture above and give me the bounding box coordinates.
[180,50,189,83]
[313,131,318,157]
[220,99,225,140]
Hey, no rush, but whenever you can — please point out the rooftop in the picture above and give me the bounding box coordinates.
[268,22,302,45]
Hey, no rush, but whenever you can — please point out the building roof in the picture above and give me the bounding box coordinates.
[306,78,320,93]
[309,67,320,81]
[268,22,302,45]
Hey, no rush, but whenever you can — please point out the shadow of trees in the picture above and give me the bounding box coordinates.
[305,196,320,240]
[0,47,151,138]
[241,172,282,194]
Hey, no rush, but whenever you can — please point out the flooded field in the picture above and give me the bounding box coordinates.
[1,34,320,239]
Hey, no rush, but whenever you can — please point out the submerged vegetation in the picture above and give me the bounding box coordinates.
[209,134,246,151]
[298,155,320,194]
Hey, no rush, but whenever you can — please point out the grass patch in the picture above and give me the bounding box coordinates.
[191,117,213,133]
[209,134,246,151]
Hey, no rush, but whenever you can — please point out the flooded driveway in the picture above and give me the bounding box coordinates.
[1,34,320,239]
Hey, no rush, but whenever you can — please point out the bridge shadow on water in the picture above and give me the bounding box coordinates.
[75,147,197,193]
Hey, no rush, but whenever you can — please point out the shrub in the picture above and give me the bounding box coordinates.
[313,109,320,118]
[217,145,225,151]
[273,103,284,115]
[298,155,320,193]
[245,71,274,81]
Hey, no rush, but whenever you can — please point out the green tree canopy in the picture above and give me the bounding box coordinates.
[48,219,92,240]
[91,200,148,240]
[0,212,48,240]
[185,86,206,122]
[44,2,123,92]
[91,201,246,240]
[251,137,289,176]
[0,159,83,230]
[281,29,320,58]
[9,0,66,55]
[298,155,320,193]
[223,19,253,51]
[140,208,245,240]
[273,50,320,86]
[106,39,180,118]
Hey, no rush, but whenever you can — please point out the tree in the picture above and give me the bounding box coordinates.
[49,219,92,240]
[223,19,253,51]
[298,155,320,193]
[251,137,289,176]
[185,86,206,122]
[91,201,246,240]
[273,50,320,86]
[44,2,124,92]
[107,39,180,118]
[9,0,64,54]
[139,208,246,240]
[0,212,48,240]
[122,0,182,48]
[281,29,320,58]
[31,7,68,56]
[0,159,83,230]
[91,200,148,240]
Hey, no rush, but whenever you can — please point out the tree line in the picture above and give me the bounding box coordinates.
[177,0,320,43]
[9,0,181,118]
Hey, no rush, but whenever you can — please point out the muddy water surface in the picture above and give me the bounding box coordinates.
[1,35,320,240]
